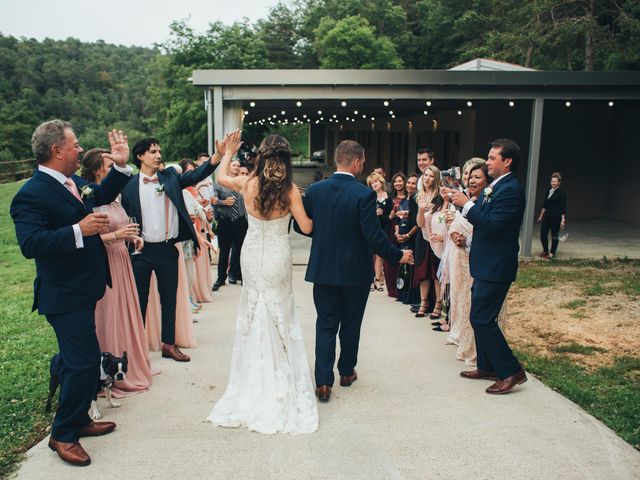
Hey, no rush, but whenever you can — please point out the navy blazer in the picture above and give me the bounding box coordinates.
[120,161,216,250]
[10,167,131,315]
[466,174,525,283]
[301,173,403,287]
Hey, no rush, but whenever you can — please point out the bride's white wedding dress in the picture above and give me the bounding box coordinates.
[208,212,319,434]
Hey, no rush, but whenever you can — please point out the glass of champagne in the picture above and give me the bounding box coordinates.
[128,216,142,255]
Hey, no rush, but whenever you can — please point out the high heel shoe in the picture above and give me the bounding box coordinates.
[429,300,443,319]
[415,300,429,318]
[376,278,384,291]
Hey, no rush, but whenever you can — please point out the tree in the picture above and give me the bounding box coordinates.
[313,16,403,68]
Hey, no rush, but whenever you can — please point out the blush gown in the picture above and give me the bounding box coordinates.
[94,201,153,397]
[208,213,318,434]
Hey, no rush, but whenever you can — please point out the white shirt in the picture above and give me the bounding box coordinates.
[547,187,557,199]
[334,171,355,178]
[38,164,132,249]
[462,172,512,217]
[139,173,179,242]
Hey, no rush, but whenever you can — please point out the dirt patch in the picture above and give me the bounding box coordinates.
[504,284,640,369]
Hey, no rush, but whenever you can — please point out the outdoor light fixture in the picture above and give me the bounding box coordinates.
[457,110,462,115]
[391,114,396,119]
[341,101,347,107]
[272,114,277,118]
[333,114,337,118]
[362,114,367,118]
[467,101,473,107]
[423,110,428,115]
[565,101,571,107]
[389,110,394,115]
[384,101,389,106]
[318,110,322,115]
[302,114,307,118]
[250,101,255,107]
[296,101,302,107]
[426,101,432,107]
[354,110,358,115]
[371,117,375,121]
[320,117,324,121]
[508,101,515,107]
[608,101,614,107]
[281,110,286,115]
[243,111,248,116]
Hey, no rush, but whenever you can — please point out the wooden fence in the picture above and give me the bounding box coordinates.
[0,159,36,184]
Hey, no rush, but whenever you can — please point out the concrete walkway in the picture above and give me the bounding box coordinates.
[14,266,640,479]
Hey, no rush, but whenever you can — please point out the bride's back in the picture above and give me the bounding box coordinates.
[242,177,292,221]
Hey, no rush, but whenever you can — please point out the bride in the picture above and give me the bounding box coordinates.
[207,130,319,434]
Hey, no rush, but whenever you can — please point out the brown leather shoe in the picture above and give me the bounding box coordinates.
[486,370,528,395]
[48,438,91,466]
[315,385,331,402]
[340,370,358,387]
[162,344,190,362]
[460,369,499,381]
[79,421,116,437]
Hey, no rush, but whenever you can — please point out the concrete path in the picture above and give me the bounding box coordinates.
[14,263,640,479]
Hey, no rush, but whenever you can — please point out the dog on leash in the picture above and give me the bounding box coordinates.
[45,352,128,420]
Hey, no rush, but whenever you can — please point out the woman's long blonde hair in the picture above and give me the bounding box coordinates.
[417,165,442,205]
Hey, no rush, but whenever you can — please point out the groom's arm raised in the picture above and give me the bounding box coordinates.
[358,190,411,264]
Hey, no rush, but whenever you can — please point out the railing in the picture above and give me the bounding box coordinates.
[0,159,36,183]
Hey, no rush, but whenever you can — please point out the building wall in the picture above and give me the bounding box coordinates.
[610,108,640,224]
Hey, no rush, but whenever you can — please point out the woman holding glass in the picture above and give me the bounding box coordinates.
[80,148,153,397]
[383,172,407,298]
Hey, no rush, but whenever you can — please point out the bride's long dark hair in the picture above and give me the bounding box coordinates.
[254,134,293,218]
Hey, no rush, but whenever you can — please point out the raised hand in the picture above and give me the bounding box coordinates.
[225,129,243,156]
[215,137,227,157]
[103,130,129,167]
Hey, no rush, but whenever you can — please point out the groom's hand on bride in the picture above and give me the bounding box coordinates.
[399,249,414,265]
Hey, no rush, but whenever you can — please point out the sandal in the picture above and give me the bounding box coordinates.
[432,324,450,332]
[376,278,384,292]
[415,300,429,318]
[429,300,443,319]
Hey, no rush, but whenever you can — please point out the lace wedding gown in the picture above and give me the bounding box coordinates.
[208,213,319,434]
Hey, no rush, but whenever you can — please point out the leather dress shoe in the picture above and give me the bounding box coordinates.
[315,385,331,402]
[410,305,420,313]
[228,277,242,285]
[212,280,224,291]
[340,370,358,387]
[460,369,499,381]
[486,370,527,395]
[48,438,91,466]
[162,344,191,362]
[79,421,116,437]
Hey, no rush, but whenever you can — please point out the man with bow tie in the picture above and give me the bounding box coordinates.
[120,138,220,363]
[10,120,133,466]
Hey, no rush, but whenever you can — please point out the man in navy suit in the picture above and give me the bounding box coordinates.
[10,120,132,465]
[120,138,219,362]
[299,140,414,402]
[449,138,527,394]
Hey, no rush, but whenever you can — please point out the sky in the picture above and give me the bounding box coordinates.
[0,0,283,48]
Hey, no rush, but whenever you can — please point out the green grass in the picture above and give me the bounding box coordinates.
[0,182,57,477]
[517,349,640,450]
[560,299,587,309]
[550,342,607,355]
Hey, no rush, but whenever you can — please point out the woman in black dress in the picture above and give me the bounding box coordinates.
[537,172,567,259]
[367,171,392,291]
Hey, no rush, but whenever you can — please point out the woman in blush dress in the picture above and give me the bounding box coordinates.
[80,149,153,397]
[447,162,492,364]
[366,171,391,292]
[382,172,407,298]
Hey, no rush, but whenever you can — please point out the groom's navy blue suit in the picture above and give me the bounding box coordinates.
[466,173,525,379]
[300,173,403,386]
[10,167,130,442]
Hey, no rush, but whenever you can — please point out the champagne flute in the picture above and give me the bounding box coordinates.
[128,216,142,255]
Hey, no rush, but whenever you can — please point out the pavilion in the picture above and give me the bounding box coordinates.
[191,60,640,257]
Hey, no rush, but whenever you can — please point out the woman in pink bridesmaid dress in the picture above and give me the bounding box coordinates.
[80,149,153,397]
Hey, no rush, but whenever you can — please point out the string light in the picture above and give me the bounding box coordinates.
[426,101,431,107]
[341,101,347,107]
[508,101,515,107]
[383,101,389,106]
[466,101,473,107]
[250,101,255,107]
[296,101,302,107]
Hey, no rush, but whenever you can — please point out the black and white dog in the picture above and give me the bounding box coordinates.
[45,352,128,420]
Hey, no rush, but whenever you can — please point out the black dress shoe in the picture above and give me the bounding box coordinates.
[212,280,224,291]
[410,305,420,313]
[228,277,242,285]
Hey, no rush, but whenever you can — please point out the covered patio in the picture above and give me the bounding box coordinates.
[191,66,640,258]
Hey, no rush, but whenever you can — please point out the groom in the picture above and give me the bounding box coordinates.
[298,140,413,402]
[449,138,527,394]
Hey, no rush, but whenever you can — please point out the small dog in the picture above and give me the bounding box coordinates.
[45,351,128,420]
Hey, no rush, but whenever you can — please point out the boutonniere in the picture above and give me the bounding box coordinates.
[484,187,493,201]
[155,184,165,196]
[80,185,94,199]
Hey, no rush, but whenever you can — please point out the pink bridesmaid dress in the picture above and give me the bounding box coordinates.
[145,243,197,350]
[94,201,153,397]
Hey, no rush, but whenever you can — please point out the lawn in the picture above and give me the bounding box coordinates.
[0,181,57,477]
